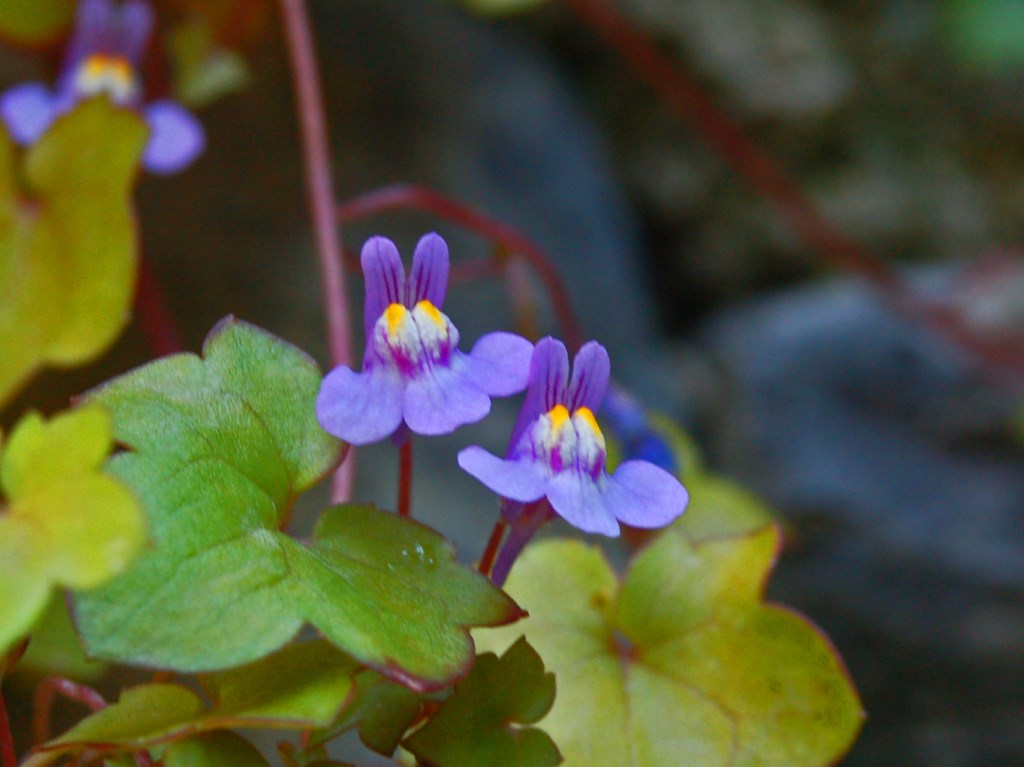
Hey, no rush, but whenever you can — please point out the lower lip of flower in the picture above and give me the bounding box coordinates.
[373,300,456,375]
[528,404,607,478]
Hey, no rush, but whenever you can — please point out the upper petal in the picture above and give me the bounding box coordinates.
[567,340,610,412]
[461,332,534,397]
[603,460,688,529]
[361,237,406,340]
[142,101,205,174]
[1,84,60,145]
[457,446,548,502]
[403,363,491,435]
[508,337,569,453]
[117,1,155,64]
[65,0,116,67]
[407,232,449,308]
[317,364,405,446]
[546,470,621,537]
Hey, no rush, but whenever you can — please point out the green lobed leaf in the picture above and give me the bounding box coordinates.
[315,669,424,755]
[0,0,75,46]
[0,405,145,656]
[477,528,864,767]
[75,318,522,688]
[404,637,561,767]
[0,99,147,406]
[25,640,362,766]
[162,732,271,767]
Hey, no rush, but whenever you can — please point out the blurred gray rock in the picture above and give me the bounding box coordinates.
[701,270,1024,766]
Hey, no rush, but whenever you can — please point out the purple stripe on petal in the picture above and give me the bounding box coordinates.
[317,364,404,445]
[1,84,59,145]
[142,101,205,174]
[404,364,491,435]
[118,1,155,64]
[546,471,620,536]
[461,332,533,397]
[458,447,548,502]
[361,237,405,339]
[508,337,569,453]
[603,461,688,528]
[567,340,610,412]
[407,232,449,308]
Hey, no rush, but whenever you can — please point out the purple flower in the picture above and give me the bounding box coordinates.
[458,338,688,536]
[0,0,204,174]
[317,233,534,445]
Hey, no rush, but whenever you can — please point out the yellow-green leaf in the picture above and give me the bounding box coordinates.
[477,527,864,767]
[0,405,145,656]
[0,98,147,406]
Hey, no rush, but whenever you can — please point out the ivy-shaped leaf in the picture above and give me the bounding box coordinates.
[404,637,561,767]
[0,405,145,656]
[315,669,424,755]
[74,318,522,689]
[0,0,75,46]
[162,732,271,767]
[24,640,361,766]
[477,527,864,767]
[0,99,147,406]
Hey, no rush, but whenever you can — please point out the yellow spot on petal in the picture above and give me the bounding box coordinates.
[76,54,138,101]
[548,404,570,433]
[384,303,408,336]
[574,407,604,442]
[414,300,445,328]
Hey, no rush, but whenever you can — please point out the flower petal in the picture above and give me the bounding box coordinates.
[403,364,491,435]
[509,337,570,451]
[361,237,406,339]
[317,364,404,445]
[457,446,548,502]
[0,84,59,145]
[117,0,155,63]
[461,332,534,396]
[603,460,688,528]
[65,0,115,66]
[546,470,621,537]
[407,232,449,308]
[142,100,205,174]
[567,340,610,412]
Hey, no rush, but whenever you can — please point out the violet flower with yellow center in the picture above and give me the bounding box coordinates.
[0,0,204,174]
[459,337,688,537]
[317,233,534,445]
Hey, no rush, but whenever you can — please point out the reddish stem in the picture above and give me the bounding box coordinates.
[397,438,413,518]
[337,185,585,351]
[32,676,107,745]
[278,0,355,500]
[560,0,1024,384]
[0,688,15,767]
[134,254,184,357]
[134,753,154,767]
[478,519,507,578]
[491,502,552,587]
